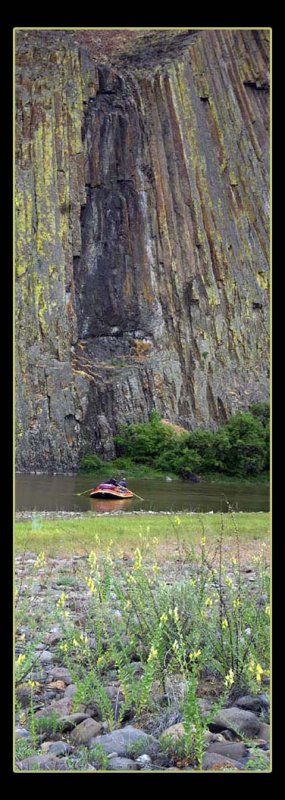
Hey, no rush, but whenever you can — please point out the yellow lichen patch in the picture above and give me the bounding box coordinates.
[143,282,155,304]
[256,271,269,290]
[229,171,239,187]
[15,186,33,277]
[72,369,94,381]
[131,340,152,359]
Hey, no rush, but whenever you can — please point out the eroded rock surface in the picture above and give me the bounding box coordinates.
[16,29,269,471]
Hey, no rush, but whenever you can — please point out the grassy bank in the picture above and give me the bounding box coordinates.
[79,461,177,480]
[15,512,270,557]
[79,460,269,485]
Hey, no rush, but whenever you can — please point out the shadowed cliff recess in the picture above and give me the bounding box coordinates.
[15,29,270,472]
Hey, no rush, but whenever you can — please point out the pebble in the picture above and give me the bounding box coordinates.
[136,754,152,765]
[64,684,77,698]
[17,755,70,771]
[49,667,73,685]
[39,650,54,664]
[203,752,245,770]
[15,727,31,740]
[47,741,72,756]
[70,718,103,744]
[108,757,139,770]
[206,742,248,760]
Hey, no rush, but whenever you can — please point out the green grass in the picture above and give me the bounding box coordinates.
[202,472,269,485]
[79,461,178,479]
[15,512,270,557]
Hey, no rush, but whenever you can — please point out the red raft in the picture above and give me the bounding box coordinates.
[90,483,134,500]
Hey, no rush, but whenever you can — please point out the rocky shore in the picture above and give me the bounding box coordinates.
[15,550,270,772]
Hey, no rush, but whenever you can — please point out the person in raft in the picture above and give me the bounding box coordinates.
[109,477,128,491]
[98,477,128,492]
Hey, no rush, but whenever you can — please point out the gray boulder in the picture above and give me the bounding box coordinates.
[210,707,261,737]
[203,752,245,770]
[70,718,102,744]
[88,726,159,757]
[108,757,139,770]
[206,742,248,760]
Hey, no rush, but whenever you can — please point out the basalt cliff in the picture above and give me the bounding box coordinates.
[16,29,270,472]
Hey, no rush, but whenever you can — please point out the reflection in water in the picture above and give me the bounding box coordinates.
[90,498,133,514]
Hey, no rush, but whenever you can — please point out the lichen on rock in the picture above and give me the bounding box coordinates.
[15,29,270,471]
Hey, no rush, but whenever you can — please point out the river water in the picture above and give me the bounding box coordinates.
[15,474,269,514]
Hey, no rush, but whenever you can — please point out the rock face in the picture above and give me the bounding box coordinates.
[15,29,270,471]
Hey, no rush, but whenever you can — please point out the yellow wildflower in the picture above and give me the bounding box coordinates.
[159,613,168,625]
[224,669,235,688]
[127,574,136,584]
[152,537,158,545]
[152,564,160,576]
[225,576,233,588]
[233,598,241,610]
[59,643,68,653]
[148,646,158,662]
[255,663,264,683]
[201,536,206,547]
[89,550,97,564]
[265,605,270,616]
[57,592,68,608]
[189,650,201,661]
[15,654,26,667]
[174,517,181,526]
[34,551,46,569]
[222,618,228,629]
[173,607,179,623]
[134,548,142,570]
[248,657,255,674]
[85,576,96,593]
[205,597,213,608]
[27,680,39,688]
[172,640,179,653]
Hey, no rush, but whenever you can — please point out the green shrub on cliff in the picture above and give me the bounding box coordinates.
[115,410,179,464]
[79,454,105,472]
[114,406,269,478]
[221,412,268,476]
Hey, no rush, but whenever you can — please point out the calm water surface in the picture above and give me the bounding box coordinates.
[15,475,269,514]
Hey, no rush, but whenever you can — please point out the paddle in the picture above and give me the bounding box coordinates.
[74,488,94,496]
[130,491,145,501]
[74,487,145,500]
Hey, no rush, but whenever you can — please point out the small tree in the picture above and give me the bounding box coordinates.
[222,413,267,476]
